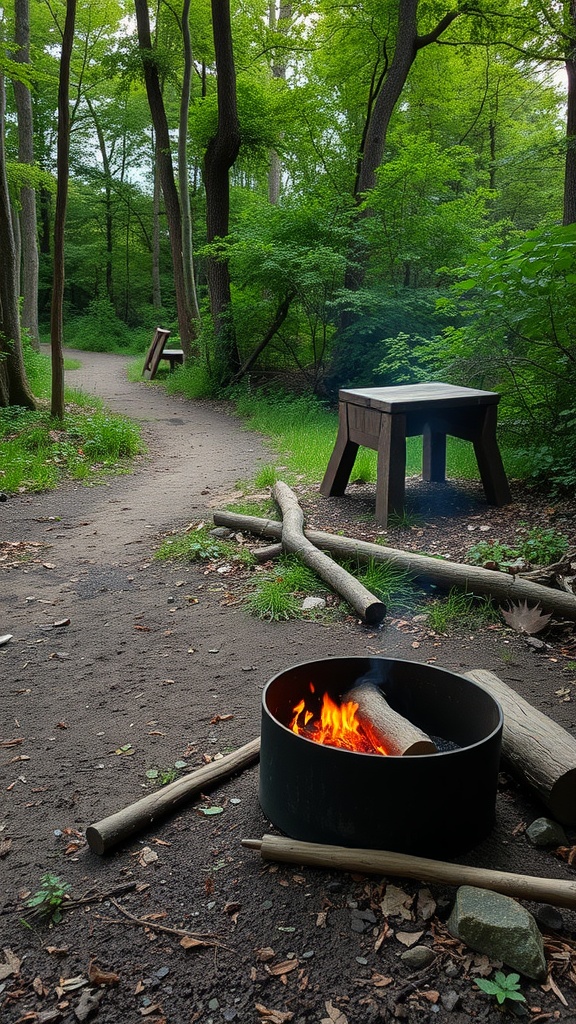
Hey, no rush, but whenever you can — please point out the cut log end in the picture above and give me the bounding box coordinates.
[402,740,439,757]
[364,601,387,626]
[85,826,106,857]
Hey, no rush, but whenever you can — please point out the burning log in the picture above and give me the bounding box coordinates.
[272,481,386,625]
[465,669,576,826]
[212,509,576,622]
[242,834,576,909]
[86,738,260,856]
[344,681,437,756]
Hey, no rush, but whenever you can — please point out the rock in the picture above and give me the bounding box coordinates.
[447,886,547,981]
[440,990,460,1012]
[525,817,568,848]
[0,493,7,502]
[400,945,436,970]
[210,527,232,538]
[301,596,326,610]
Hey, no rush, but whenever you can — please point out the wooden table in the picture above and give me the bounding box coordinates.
[320,383,512,527]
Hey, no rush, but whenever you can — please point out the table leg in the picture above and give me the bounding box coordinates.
[422,425,447,482]
[320,402,359,496]
[376,413,406,526]
[473,405,512,506]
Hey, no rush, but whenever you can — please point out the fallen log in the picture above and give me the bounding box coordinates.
[272,481,386,626]
[86,738,260,856]
[465,669,576,826]
[242,834,576,909]
[213,510,576,622]
[344,681,437,756]
[251,542,283,563]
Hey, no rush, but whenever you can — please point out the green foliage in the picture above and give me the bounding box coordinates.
[65,299,148,353]
[25,873,70,925]
[354,559,415,609]
[253,464,278,488]
[145,760,188,786]
[424,588,499,633]
[0,400,142,494]
[246,555,324,621]
[441,224,576,493]
[474,971,525,1006]
[154,525,230,562]
[225,497,277,518]
[466,525,568,568]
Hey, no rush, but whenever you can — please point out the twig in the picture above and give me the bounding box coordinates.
[105,898,228,948]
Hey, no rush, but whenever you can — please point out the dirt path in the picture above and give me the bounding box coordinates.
[1,353,576,1024]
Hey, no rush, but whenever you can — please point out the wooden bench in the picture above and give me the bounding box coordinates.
[320,382,512,527]
[142,327,184,380]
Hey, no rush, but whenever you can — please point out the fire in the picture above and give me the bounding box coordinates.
[289,686,388,756]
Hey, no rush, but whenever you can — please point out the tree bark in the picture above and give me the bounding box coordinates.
[151,130,162,309]
[134,0,196,358]
[564,1,576,224]
[0,72,35,408]
[203,0,241,381]
[12,0,40,349]
[212,509,576,621]
[50,0,76,420]
[87,737,260,855]
[344,681,437,756]
[179,0,201,325]
[272,482,386,624]
[465,669,576,826]
[243,835,576,910]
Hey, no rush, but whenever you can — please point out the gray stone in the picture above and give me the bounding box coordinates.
[447,886,547,981]
[210,527,232,538]
[400,945,436,970]
[301,596,326,610]
[440,990,460,1012]
[525,817,568,848]
[534,904,564,933]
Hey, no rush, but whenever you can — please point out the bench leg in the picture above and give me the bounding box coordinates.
[320,402,359,496]
[376,413,406,526]
[422,425,446,482]
[473,405,512,506]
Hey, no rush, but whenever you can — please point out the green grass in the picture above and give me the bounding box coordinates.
[423,588,500,633]
[246,555,325,620]
[154,523,255,566]
[354,559,415,608]
[0,404,142,493]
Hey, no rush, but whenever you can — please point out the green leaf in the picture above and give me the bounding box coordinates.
[199,806,224,816]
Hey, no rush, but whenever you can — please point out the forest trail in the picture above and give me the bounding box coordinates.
[2,349,269,563]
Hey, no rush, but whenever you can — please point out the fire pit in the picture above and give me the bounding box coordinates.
[259,657,503,858]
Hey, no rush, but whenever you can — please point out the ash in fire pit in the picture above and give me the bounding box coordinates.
[259,657,503,858]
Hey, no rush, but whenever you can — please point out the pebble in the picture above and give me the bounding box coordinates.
[441,990,460,1012]
[400,945,436,970]
[208,998,220,1011]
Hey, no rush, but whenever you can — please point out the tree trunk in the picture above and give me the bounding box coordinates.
[12,0,40,350]
[0,72,35,409]
[203,0,241,382]
[212,509,576,621]
[86,97,114,305]
[50,0,76,420]
[134,0,196,358]
[179,0,201,325]
[267,1,291,204]
[340,0,459,320]
[564,1,576,224]
[151,131,162,309]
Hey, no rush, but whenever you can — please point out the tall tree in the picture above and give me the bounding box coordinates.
[203,0,241,380]
[134,0,197,358]
[12,0,39,349]
[0,68,35,408]
[50,0,76,419]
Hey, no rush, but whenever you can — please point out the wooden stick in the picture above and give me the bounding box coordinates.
[345,681,437,756]
[213,510,576,621]
[465,669,576,826]
[86,738,260,855]
[272,481,386,625]
[242,834,576,910]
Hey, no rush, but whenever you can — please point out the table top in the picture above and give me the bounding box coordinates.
[339,382,500,413]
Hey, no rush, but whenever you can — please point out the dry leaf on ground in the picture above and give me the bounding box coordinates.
[321,1000,349,1024]
[381,884,413,921]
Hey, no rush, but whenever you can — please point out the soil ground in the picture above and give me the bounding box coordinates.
[1,351,576,1024]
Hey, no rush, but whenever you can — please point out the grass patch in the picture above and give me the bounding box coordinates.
[423,588,500,633]
[154,523,255,566]
[246,554,325,621]
[353,559,415,609]
[0,402,142,494]
[225,497,277,518]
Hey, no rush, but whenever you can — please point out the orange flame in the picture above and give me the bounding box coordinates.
[289,687,388,756]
